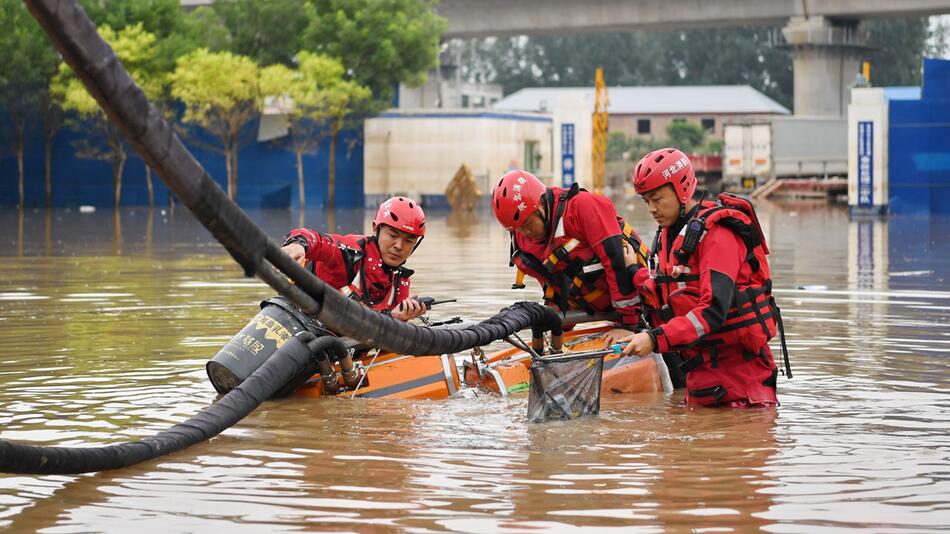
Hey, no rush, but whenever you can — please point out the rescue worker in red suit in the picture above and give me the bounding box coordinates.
[491,170,649,342]
[618,148,788,407]
[280,196,428,322]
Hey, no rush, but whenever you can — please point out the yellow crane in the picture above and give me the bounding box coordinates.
[592,66,609,195]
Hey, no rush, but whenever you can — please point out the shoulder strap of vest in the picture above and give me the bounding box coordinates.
[673,202,763,272]
[339,236,369,296]
[672,202,715,264]
[704,206,762,273]
[547,183,581,239]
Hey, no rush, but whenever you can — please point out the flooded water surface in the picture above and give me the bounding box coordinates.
[0,203,948,532]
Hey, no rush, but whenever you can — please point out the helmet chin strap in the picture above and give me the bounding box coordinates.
[374,223,423,264]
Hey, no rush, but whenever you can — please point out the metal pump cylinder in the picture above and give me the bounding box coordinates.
[206,296,330,396]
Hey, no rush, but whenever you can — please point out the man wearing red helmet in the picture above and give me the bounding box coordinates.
[281,196,428,322]
[491,169,649,341]
[619,148,789,407]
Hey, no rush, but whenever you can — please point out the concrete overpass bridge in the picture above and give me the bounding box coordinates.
[437,0,950,116]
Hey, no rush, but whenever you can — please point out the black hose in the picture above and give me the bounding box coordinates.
[308,336,349,362]
[0,332,320,475]
[271,336,350,398]
[4,0,567,476]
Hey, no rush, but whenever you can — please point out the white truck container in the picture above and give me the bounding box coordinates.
[723,117,848,193]
[723,122,771,190]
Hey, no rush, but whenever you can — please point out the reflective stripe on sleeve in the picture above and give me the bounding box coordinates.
[686,310,706,338]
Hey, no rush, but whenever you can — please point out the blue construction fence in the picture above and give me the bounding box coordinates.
[0,115,365,209]
[888,57,950,216]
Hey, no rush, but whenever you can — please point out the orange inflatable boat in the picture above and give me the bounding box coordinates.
[293,322,672,400]
[208,297,671,400]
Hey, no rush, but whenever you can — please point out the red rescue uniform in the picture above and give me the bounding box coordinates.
[635,196,781,407]
[511,184,648,328]
[285,228,411,312]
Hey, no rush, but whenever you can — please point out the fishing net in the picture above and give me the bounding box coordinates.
[527,352,606,423]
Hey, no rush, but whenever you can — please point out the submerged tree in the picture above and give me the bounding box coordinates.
[0,0,59,208]
[260,52,370,209]
[81,0,230,206]
[51,23,163,208]
[170,49,260,200]
[323,76,372,210]
[40,87,64,208]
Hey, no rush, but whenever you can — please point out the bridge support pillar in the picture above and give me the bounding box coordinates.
[782,16,869,116]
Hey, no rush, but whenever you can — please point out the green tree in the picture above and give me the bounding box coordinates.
[212,0,309,66]
[180,6,231,53]
[40,89,64,208]
[0,0,59,208]
[260,52,359,209]
[865,18,932,87]
[460,27,792,108]
[461,18,943,110]
[929,16,950,58]
[322,77,372,210]
[303,0,445,111]
[665,121,706,153]
[170,49,260,200]
[80,0,224,206]
[51,24,164,208]
[81,0,204,73]
[605,131,631,161]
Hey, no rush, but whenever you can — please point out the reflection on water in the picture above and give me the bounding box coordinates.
[0,203,948,532]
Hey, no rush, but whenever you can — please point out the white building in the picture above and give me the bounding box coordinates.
[494,85,789,141]
[364,93,593,208]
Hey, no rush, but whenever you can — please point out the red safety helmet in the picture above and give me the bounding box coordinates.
[632,148,696,203]
[373,196,426,237]
[491,170,547,230]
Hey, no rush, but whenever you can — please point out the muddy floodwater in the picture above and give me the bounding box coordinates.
[0,202,948,533]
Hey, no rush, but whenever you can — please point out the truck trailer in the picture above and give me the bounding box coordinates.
[723,116,848,194]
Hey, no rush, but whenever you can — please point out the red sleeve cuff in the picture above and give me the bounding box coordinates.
[650,327,669,352]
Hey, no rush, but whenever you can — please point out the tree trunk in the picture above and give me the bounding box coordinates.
[145,165,154,207]
[44,137,53,208]
[113,148,126,209]
[17,208,24,257]
[15,125,25,209]
[112,209,122,255]
[44,209,52,256]
[296,149,306,210]
[43,101,62,209]
[232,144,239,201]
[224,144,234,200]
[16,145,25,209]
[328,127,338,210]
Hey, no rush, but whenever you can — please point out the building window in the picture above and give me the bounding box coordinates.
[672,117,687,124]
[701,117,715,132]
[461,95,470,108]
[637,119,651,134]
[524,141,541,173]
